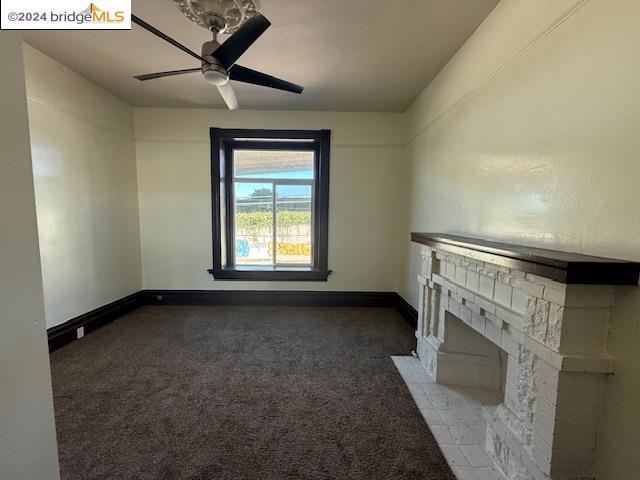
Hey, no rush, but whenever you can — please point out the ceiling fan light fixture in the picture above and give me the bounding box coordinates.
[173,0,261,33]
[202,64,229,85]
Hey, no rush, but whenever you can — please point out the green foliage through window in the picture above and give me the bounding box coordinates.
[235,211,310,235]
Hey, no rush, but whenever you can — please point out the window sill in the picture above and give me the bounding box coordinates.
[207,267,332,281]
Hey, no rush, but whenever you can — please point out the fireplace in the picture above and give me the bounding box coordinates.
[409,233,639,480]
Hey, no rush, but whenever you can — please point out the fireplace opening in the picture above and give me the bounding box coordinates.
[436,310,508,394]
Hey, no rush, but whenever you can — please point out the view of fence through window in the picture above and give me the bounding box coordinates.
[233,149,314,266]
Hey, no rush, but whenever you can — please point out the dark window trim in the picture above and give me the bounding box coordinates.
[208,128,331,281]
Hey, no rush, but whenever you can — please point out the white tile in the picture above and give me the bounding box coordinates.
[466,300,482,315]
[473,295,497,314]
[460,305,473,325]
[440,445,470,466]
[449,298,461,317]
[494,282,513,307]
[420,408,445,426]
[411,388,435,410]
[430,395,453,410]
[484,320,501,346]
[437,409,459,426]
[475,466,505,480]
[510,288,530,315]
[471,312,486,334]
[440,290,450,310]
[445,262,456,279]
[455,403,483,422]
[392,356,433,384]
[466,270,480,292]
[429,425,455,445]
[422,390,446,402]
[451,466,480,480]
[455,265,468,286]
[479,275,495,299]
[525,273,566,291]
[543,286,565,305]
[393,353,505,479]
[406,381,424,396]
[512,277,544,298]
[458,286,476,303]
[460,445,493,467]
[495,306,524,330]
[500,329,519,358]
[449,425,483,445]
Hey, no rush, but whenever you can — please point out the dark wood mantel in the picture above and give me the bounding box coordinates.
[411,232,640,285]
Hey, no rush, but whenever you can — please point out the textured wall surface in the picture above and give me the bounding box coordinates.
[24,45,142,328]
[135,108,407,292]
[401,1,640,478]
[19,2,640,475]
[0,32,60,480]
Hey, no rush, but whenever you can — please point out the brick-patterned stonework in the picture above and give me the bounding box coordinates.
[416,245,616,480]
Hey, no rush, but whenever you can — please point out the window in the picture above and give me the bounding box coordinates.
[209,129,331,281]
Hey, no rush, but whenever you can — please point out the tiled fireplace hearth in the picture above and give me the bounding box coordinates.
[408,233,639,480]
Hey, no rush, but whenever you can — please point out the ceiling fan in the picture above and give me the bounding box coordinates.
[131,5,303,110]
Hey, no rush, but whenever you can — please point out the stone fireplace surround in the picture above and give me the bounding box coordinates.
[409,233,639,480]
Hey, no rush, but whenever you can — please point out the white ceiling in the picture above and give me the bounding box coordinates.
[23,0,497,112]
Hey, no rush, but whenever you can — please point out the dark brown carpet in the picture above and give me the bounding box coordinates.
[50,306,455,480]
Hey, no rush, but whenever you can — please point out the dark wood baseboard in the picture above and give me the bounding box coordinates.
[394,294,418,331]
[47,292,143,352]
[140,289,398,308]
[48,290,418,351]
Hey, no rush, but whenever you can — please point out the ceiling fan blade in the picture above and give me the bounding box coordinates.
[217,82,239,110]
[230,65,303,94]
[131,14,207,63]
[134,68,201,81]
[212,14,270,69]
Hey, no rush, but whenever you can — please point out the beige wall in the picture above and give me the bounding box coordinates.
[0,32,60,480]
[24,45,142,328]
[135,108,407,292]
[401,1,640,478]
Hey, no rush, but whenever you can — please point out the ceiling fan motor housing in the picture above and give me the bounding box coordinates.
[201,39,229,85]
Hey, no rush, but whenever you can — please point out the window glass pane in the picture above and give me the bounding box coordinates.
[275,184,312,265]
[234,183,273,265]
[234,150,314,179]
